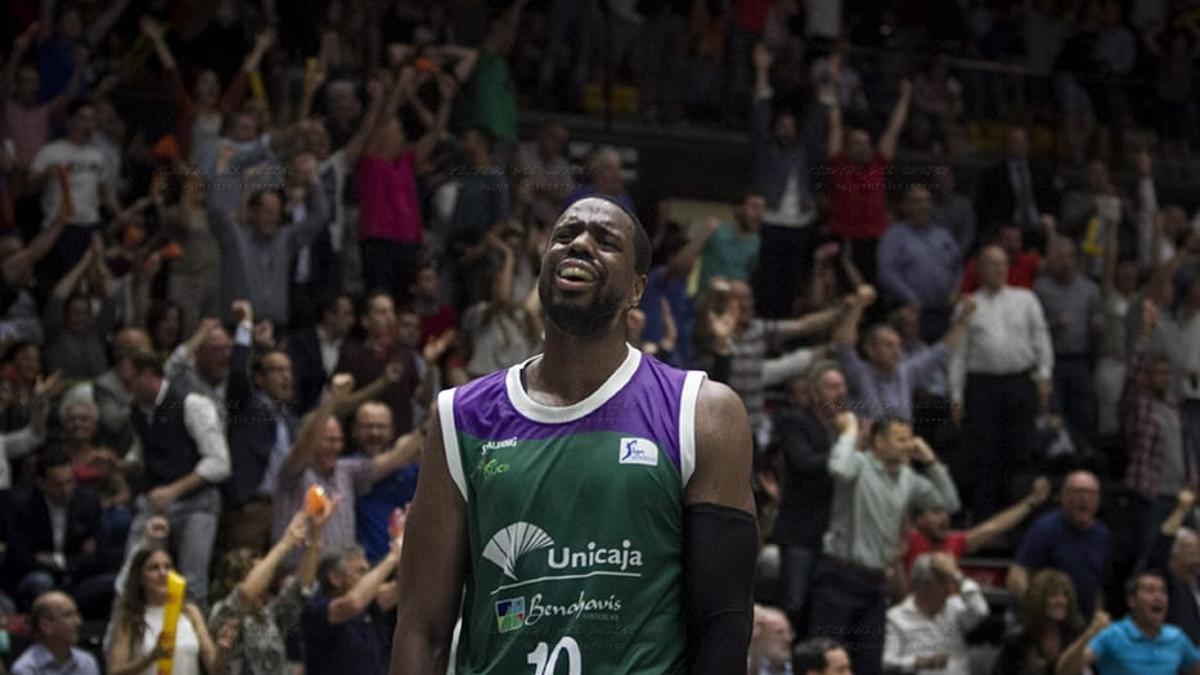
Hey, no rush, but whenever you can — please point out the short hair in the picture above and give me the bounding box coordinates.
[128,350,164,376]
[35,446,73,479]
[317,546,366,588]
[864,323,898,347]
[251,348,290,377]
[739,187,766,203]
[1172,527,1199,563]
[317,292,353,321]
[909,553,942,588]
[870,414,911,444]
[565,194,652,276]
[793,637,843,674]
[247,189,283,209]
[1125,570,1164,597]
[30,592,66,637]
[805,359,843,387]
[361,288,396,315]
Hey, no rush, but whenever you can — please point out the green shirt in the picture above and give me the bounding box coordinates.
[698,222,760,293]
[466,51,517,143]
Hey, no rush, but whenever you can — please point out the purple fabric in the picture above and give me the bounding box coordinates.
[452,356,689,470]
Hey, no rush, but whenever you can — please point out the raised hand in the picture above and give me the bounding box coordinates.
[423,330,457,364]
[34,370,64,399]
[835,411,858,435]
[231,300,253,326]
[1179,487,1197,511]
[139,16,164,42]
[330,373,356,399]
[1029,476,1052,506]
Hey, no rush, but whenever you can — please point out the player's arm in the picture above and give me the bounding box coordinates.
[390,397,468,674]
[683,379,757,675]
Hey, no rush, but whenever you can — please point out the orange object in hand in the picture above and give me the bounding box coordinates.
[123,223,145,247]
[305,484,328,516]
[160,241,184,260]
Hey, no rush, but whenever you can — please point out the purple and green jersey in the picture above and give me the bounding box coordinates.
[439,345,705,674]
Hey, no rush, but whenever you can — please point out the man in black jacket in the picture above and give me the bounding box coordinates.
[975,127,1059,246]
[223,300,299,554]
[288,293,355,414]
[5,448,115,618]
[771,361,848,629]
[1146,487,1200,643]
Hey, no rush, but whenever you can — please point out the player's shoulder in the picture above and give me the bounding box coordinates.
[693,378,749,440]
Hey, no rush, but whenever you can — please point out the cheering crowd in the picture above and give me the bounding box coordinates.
[2,0,1200,674]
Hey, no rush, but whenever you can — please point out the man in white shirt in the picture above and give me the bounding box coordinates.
[951,244,1053,519]
[883,553,988,675]
[28,100,122,294]
[123,351,231,606]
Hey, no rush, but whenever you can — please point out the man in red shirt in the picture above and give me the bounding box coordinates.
[961,224,1043,293]
[903,475,1051,573]
[827,76,913,281]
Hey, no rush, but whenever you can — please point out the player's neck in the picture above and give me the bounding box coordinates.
[531,328,630,406]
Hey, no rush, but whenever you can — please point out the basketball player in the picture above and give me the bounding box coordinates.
[390,197,756,673]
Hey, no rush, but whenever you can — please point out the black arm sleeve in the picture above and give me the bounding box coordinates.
[684,502,757,675]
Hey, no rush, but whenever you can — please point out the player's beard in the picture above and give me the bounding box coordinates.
[538,268,624,337]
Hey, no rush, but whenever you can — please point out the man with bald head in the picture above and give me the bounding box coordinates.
[1007,470,1110,617]
[352,401,421,562]
[951,245,1054,519]
[12,591,100,675]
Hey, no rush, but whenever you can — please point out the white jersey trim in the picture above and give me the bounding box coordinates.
[438,388,468,501]
[505,343,642,424]
[679,370,706,487]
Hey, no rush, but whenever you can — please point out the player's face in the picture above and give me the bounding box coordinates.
[539,199,643,337]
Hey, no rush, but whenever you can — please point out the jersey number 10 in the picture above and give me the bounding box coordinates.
[526,636,582,675]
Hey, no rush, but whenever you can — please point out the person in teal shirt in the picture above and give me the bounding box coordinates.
[684,190,765,296]
[1058,570,1200,675]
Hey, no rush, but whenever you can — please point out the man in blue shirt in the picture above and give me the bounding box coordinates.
[352,401,421,562]
[302,544,402,675]
[12,591,101,675]
[1007,470,1111,618]
[1058,570,1200,675]
[877,185,963,342]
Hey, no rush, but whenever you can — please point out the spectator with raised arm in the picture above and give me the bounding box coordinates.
[770,361,848,629]
[139,17,270,163]
[1,23,87,170]
[163,318,233,427]
[832,285,971,421]
[905,476,1051,573]
[1007,470,1110,618]
[0,370,57,489]
[43,234,118,379]
[883,552,989,675]
[356,67,451,303]
[807,413,960,675]
[209,501,334,675]
[123,350,230,605]
[272,373,421,552]
[750,43,816,319]
[222,300,299,554]
[351,401,423,562]
[1057,571,1199,675]
[303,540,404,675]
[29,100,122,290]
[827,78,912,280]
[1144,487,1200,642]
[1121,299,1195,553]
[206,136,330,329]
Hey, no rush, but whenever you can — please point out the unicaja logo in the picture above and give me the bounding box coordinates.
[483,522,555,580]
[483,522,645,594]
